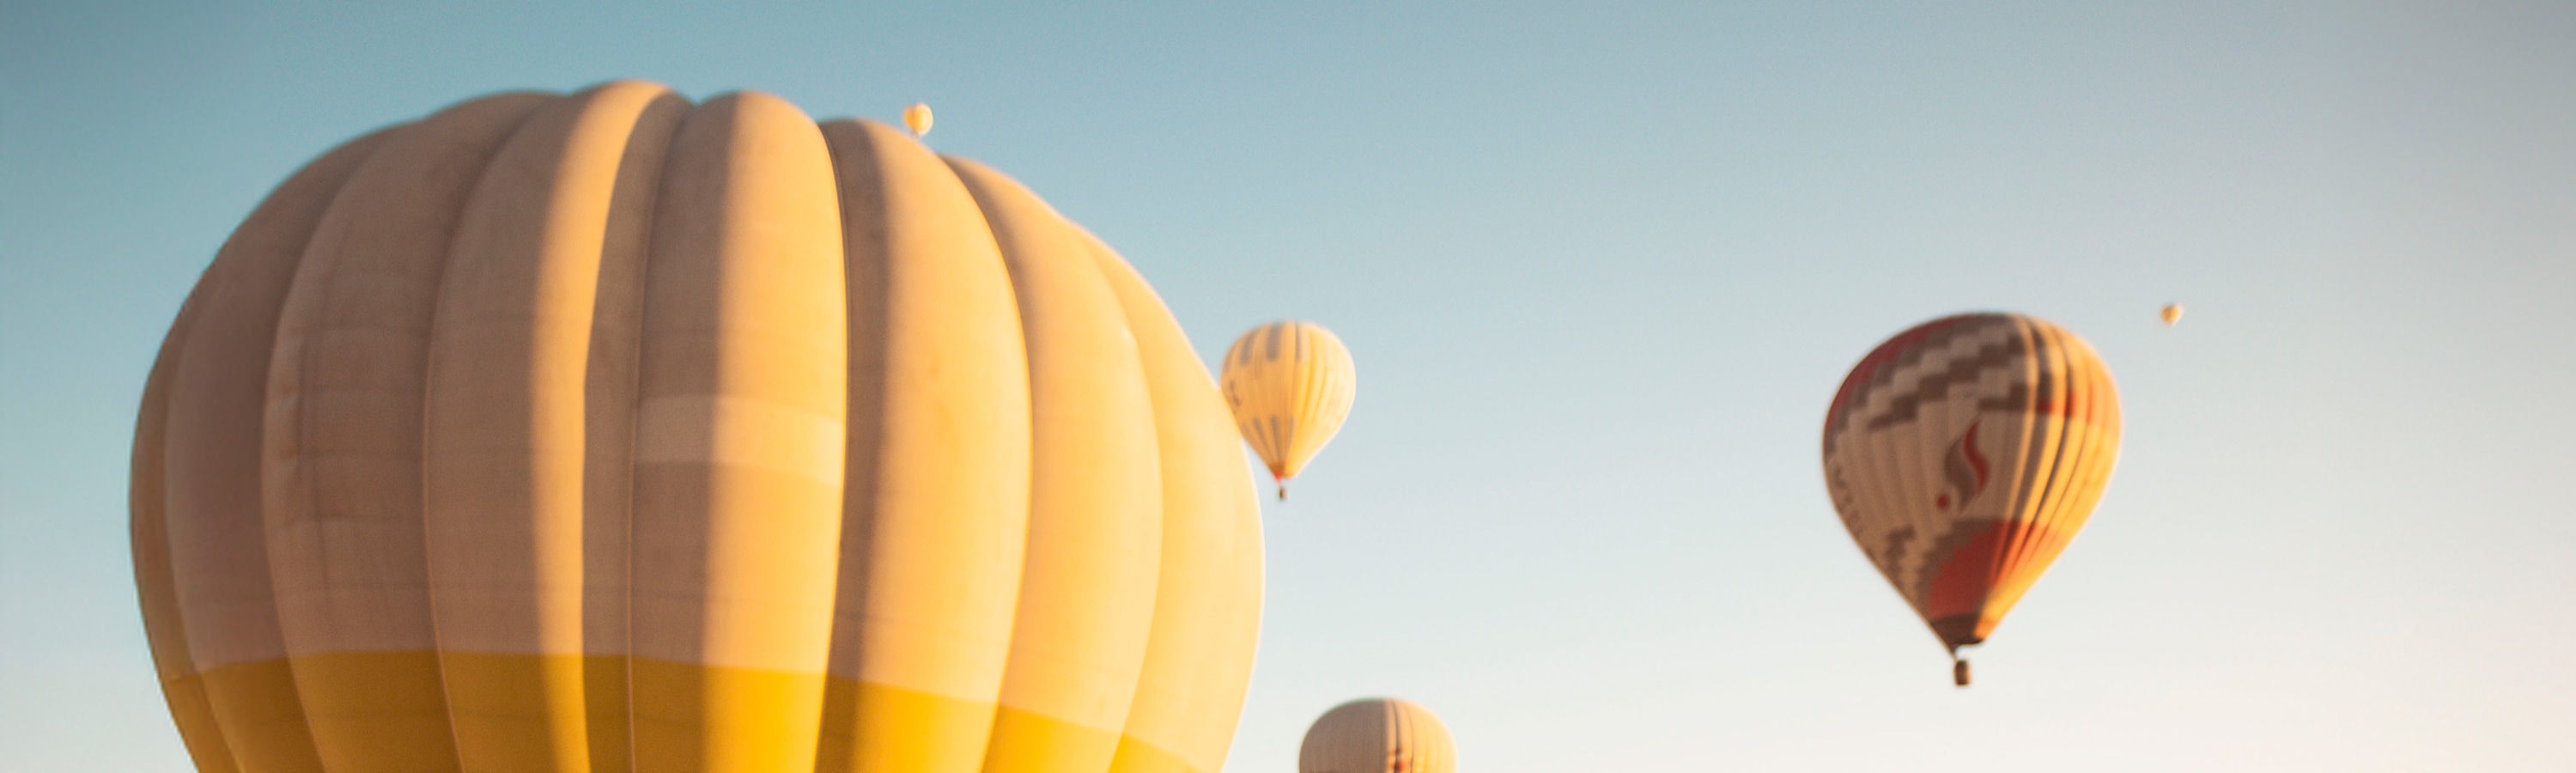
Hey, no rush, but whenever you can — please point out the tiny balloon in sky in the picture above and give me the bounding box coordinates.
[903,102,933,137]
[2160,303,2184,327]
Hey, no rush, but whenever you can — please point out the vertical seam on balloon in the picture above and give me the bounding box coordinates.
[1385,701,1401,773]
[617,87,691,773]
[2000,324,2088,623]
[2016,343,2116,608]
[1288,326,1325,477]
[1258,331,1280,471]
[1911,328,1959,613]
[813,116,873,773]
[2000,326,2073,596]
[1284,326,1311,475]
[428,94,562,773]
[2021,348,2102,598]
[1988,320,2061,618]
[427,88,639,773]
[270,119,373,764]
[1979,320,2040,612]
[2000,340,2077,613]
[134,256,241,773]
[252,130,396,771]
[227,125,391,773]
[1970,320,2034,609]
[2029,328,2094,591]
[1938,320,2005,617]
[593,88,693,773]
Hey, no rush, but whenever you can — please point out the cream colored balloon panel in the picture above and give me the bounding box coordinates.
[1078,232,1267,773]
[811,118,1037,773]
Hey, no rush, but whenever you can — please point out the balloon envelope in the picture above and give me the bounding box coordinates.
[904,101,933,137]
[1820,313,2122,666]
[131,82,1261,773]
[1219,321,1357,492]
[1298,698,1455,773]
[2160,303,2184,326]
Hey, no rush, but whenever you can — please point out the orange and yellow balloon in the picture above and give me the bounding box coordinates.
[903,101,933,137]
[1219,321,1357,499]
[1820,313,2122,685]
[131,81,1262,773]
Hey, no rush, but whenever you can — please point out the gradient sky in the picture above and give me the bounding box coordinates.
[6,2,2573,770]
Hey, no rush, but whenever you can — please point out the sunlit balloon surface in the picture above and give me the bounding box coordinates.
[129,81,1261,773]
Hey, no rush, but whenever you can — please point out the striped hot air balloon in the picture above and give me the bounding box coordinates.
[1297,698,1454,773]
[1218,321,1356,500]
[130,81,1261,773]
[1820,313,2122,685]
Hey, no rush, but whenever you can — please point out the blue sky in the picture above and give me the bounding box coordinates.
[5,2,2573,770]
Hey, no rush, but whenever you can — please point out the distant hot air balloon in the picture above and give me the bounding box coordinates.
[1820,313,2122,686]
[2160,303,2184,327]
[1220,321,1356,500]
[904,101,933,137]
[131,81,1263,773]
[1299,698,1455,773]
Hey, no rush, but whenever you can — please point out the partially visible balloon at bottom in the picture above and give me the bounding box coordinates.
[1300,697,1455,773]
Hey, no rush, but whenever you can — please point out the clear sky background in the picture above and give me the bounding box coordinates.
[5,2,2573,770]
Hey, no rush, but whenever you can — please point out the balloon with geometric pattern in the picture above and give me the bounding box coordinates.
[1820,313,2123,686]
[1219,321,1357,500]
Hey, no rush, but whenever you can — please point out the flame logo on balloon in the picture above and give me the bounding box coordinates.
[1936,419,1991,511]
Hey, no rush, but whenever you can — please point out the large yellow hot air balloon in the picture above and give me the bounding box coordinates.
[1820,313,2121,685]
[130,81,1262,773]
[1297,698,1455,773]
[1218,321,1356,499]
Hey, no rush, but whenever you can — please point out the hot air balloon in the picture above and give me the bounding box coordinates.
[1820,313,2121,686]
[1219,321,1356,500]
[1298,698,1455,773]
[131,81,1262,773]
[904,102,933,137]
[2160,303,2184,327]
